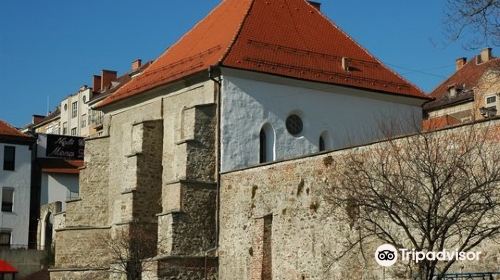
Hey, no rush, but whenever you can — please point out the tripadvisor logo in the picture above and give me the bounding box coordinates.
[375,244,398,267]
[375,244,482,267]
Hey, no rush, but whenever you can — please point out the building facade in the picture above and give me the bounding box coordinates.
[423,48,499,130]
[0,120,34,249]
[50,1,431,279]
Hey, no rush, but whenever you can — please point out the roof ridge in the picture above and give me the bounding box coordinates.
[220,0,256,63]
[310,1,425,96]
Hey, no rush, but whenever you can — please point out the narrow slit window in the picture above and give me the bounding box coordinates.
[0,231,11,248]
[259,124,275,163]
[3,146,15,171]
[1,188,14,212]
[319,136,326,152]
[260,129,267,163]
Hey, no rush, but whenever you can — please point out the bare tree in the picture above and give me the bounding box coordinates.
[444,0,500,48]
[326,123,500,279]
[95,222,159,280]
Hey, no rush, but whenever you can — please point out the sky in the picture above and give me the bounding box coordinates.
[0,0,492,127]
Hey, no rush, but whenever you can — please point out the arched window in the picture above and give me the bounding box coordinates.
[319,135,326,152]
[319,131,331,152]
[260,129,267,163]
[260,124,275,163]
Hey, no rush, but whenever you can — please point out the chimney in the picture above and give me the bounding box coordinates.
[132,59,142,71]
[455,57,467,71]
[93,75,102,93]
[101,70,117,91]
[308,1,321,11]
[32,115,45,125]
[479,47,492,63]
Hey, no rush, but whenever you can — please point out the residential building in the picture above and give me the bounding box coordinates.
[51,0,431,279]
[88,59,152,137]
[0,120,34,249]
[34,134,84,252]
[423,48,499,131]
[30,108,61,136]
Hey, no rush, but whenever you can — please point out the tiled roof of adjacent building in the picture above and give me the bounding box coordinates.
[39,158,84,174]
[99,0,427,108]
[422,115,461,131]
[0,119,32,139]
[90,61,153,104]
[425,55,499,111]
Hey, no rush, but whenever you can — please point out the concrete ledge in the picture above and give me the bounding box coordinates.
[121,188,136,194]
[175,138,196,145]
[85,134,110,141]
[125,151,143,158]
[55,225,111,232]
[164,179,216,188]
[184,103,216,110]
[49,267,109,272]
[66,198,82,203]
[156,210,184,217]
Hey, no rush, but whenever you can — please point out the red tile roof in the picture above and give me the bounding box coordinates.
[0,120,31,139]
[428,56,499,101]
[99,0,427,108]
[39,159,84,175]
[422,115,461,131]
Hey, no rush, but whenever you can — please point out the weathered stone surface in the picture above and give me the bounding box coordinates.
[219,119,500,280]
[54,227,111,269]
[65,136,110,227]
[52,80,218,279]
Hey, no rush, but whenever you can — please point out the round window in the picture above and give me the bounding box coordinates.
[286,114,303,136]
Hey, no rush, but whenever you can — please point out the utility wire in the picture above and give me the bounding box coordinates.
[385,62,452,78]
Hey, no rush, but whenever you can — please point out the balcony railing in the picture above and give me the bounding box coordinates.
[436,272,500,280]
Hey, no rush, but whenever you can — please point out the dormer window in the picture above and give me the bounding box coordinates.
[448,86,457,98]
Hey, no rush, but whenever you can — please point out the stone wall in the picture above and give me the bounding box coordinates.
[64,136,110,227]
[52,79,219,280]
[219,119,500,280]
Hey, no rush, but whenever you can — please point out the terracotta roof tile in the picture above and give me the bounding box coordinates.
[39,159,84,174]
[99,0,427,108]
[422,115,461,131]
[430,58,500,102]
[0,120,32,139]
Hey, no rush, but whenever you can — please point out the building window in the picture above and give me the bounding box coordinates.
[1,188,14,212]
[262,214,273,280]
[319,131,331,152]
[82,95,87,103]
[72,102,78,118]
[3,146,15,171]
[64,103,67,111]
[486,95,496,104]
[286,114,303,136]
[0,231,11,248]
[319,136,326,152]
[63,122,68,135]
[71,128,77,136]
[260,124,275,163]
[81,114,87,128]
[260,130,267,163]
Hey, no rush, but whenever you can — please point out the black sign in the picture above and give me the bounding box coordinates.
[45,135,85,160]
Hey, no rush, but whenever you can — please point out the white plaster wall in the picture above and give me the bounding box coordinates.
[60,88,91,137]
[220,71,423,172]
[40,173,79,211]
[0,143,32,247]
